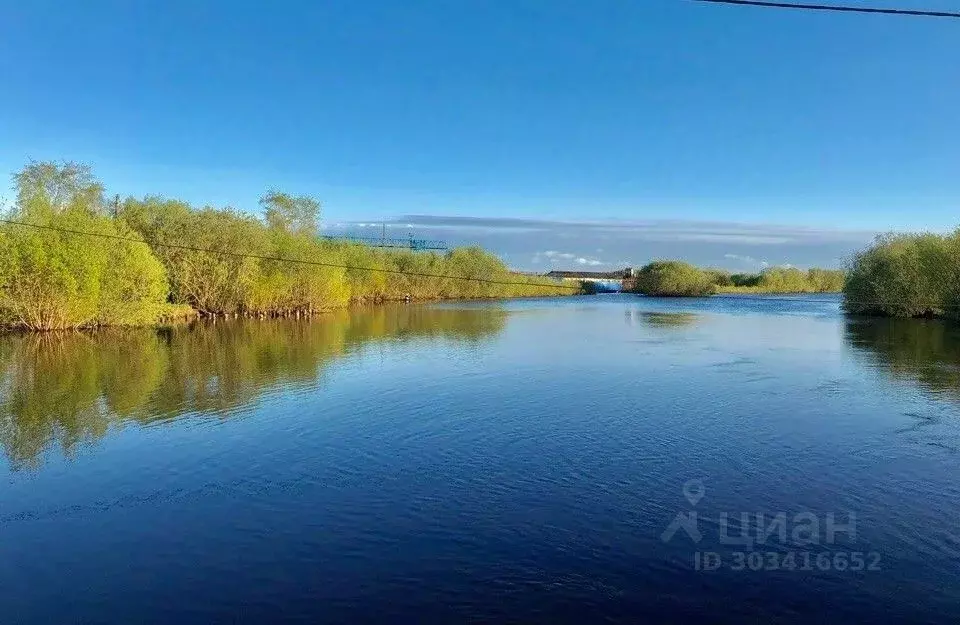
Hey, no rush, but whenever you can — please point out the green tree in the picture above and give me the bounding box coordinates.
[260,190,320,236]
[633,261,716,297]
[844,232,960,319]
[0,163,170,330]
[706,269,733,287]
[14,160,105,216]
[0,160,569,328]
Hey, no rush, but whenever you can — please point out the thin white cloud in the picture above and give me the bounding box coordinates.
[667,233,791,245]
[724,253,772,271]
[374,215,878,247]
[326,215,873,271]
[724,253,758,264]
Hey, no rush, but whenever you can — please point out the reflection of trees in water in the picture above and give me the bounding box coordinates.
[630,311,700,328]
[845,317,960,401]
[0,306,507,469]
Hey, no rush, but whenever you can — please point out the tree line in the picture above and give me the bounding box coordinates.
[629,261,845,297]
[0,161,570,331]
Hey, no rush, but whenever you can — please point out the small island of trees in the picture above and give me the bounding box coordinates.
[629,261,845,297]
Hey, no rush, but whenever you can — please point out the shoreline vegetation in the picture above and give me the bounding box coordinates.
[627,261,845,297]
[2,161,954,330]
[0,161,573,331]
[844,231,960,321]
[627,232,960,322]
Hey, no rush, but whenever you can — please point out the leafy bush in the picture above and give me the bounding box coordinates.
[706,269,734,287]
[642,263,844,295]
[844,232,960,319]
[730,273,762,288]
[758,267,811,293]
[633,261,716,297]
[717,268,844,293]
[0,163,170,330]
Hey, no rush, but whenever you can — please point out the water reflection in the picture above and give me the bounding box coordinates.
[633,311,700,328]
[0,305,507,469]
[845,317,960,401]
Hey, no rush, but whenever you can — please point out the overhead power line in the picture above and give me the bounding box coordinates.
[0,217,581,291]
[690,0,960,18]
[2,217,958,310]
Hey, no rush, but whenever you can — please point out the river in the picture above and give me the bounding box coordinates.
[1,294,959,623]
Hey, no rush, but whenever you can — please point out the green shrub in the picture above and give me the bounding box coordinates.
[730,273,762,287]
[0,163,170,330]
[633,261,716,297]
[706,269,734,287]
[758,267,809,293]
[97,220,171,326]
[807,268,845,293]
[844,232,960,319]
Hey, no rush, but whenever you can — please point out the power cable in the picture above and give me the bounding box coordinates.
[1,217,957,310]
[0,217,581,291]
[690,0,960,18]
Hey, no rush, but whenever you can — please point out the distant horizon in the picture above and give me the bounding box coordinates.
[0,160,897,273]
[323,213,879,272]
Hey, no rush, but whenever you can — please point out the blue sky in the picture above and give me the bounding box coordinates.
[1,0,957,270]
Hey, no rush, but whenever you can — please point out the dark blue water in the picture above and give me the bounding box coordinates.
[2,295,959,624]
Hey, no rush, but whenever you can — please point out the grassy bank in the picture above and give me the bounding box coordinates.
[0,161,572,331]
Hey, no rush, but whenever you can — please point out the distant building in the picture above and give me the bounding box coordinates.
[544,268,635,292]
[544,268,633,281]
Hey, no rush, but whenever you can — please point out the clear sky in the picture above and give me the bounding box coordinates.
[1,0,957,270]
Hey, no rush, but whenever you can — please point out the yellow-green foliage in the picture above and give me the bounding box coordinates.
[98,220,171,326]
[123,201,265,314]
[805,268,845,293]
[636,262,843,296]
[0,161,570,330]
[0,163,170,330]
[633,261,716,297]
[711,267,845,293]
[757,267,844,293]
[247,234,350,313]
[844,231,960,319]
[121,196,568,313]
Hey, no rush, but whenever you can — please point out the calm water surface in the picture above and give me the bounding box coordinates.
[2,295,960,624]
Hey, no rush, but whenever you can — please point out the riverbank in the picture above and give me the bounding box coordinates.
[0,285,577,333]
[1,161,573,332]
